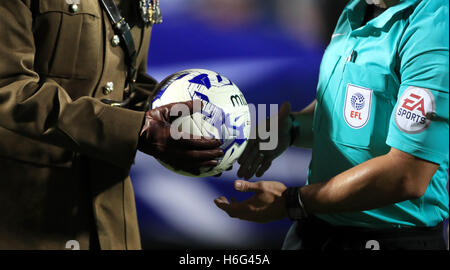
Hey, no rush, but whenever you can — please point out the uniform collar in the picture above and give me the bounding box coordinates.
[345,0,420,30]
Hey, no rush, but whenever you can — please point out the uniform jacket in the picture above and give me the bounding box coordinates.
[0,0,158,249]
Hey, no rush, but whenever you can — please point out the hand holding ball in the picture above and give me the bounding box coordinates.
[151,69,251,177]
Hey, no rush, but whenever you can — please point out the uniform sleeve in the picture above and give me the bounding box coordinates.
[0,1,145,169]
[386,1,449,165]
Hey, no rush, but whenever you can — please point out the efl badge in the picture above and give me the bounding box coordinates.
[344,84,372,129]
[395,86,435,134]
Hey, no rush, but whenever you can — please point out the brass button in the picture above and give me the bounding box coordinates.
[111,35,120,47]
[69,4,78,13]
[103,82,114,95]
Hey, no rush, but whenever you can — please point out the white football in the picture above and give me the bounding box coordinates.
[151,69,251,177]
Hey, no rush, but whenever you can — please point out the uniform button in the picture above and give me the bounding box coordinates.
[103,82,114,95]
[111,35,120,47]
[69,4,78,13]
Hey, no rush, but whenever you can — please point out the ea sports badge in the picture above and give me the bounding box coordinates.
[395,86,435,134]
[344,84,372,129]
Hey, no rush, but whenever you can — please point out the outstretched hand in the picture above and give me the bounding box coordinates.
[214,180,288,223]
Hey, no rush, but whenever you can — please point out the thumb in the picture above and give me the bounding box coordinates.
[234,180,261,193]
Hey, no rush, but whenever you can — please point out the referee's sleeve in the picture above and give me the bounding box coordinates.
[386,0,449,165]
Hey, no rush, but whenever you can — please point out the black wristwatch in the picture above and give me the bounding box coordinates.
[282,187,308,221]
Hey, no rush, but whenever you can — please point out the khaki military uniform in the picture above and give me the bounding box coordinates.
[0,0,158,249]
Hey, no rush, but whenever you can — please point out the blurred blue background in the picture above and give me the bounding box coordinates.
[130,0,448,249]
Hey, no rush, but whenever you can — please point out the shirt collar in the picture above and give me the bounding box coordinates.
[345,0,420,30]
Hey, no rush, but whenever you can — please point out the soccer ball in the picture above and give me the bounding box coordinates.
[151,69,251,177]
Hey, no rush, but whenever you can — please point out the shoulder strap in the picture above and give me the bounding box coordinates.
[99,0,137,107]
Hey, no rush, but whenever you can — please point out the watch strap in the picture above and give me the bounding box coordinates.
[283,187,307,220]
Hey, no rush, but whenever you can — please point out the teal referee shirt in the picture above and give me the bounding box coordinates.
[309,0,449,228]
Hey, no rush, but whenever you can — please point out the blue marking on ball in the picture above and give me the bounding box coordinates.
[189,73,212,89]
[193,91,210,102]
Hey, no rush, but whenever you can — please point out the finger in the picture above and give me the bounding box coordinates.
[173,136,222,150]
[177,149,224,162]
[245,152,265,179]
[164,99,203,121]
[234,180,262,193]
[237,147,259,179]
[237,139,256,164]
[237,146,258,175]
[214,197,246,219]
[198,160,219,168]
[215,196,229,204]
[214,196,231,211]
[255,160,272,178]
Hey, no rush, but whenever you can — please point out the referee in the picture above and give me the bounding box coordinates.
[214,0,449,250]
